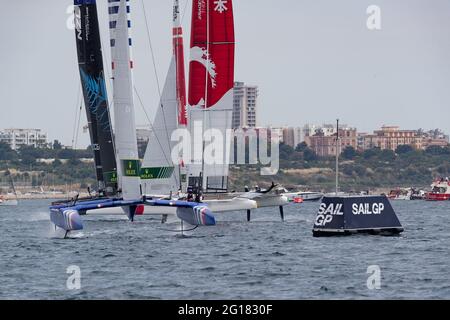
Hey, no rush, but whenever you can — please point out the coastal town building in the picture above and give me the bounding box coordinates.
[362,126,422,151]
[305,127,358,157]
[357,133,369,151]
[420,129,450,149]
[0,128,48,150]
[232,82,258,129]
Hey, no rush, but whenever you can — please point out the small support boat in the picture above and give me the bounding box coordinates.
[425,178,450,201]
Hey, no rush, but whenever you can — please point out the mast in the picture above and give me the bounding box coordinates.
[74,0,118,195]
[173,0,187,126]
[336,119,340,195]
[7,169,17,199]
[173,0,188,192]
[108,0,141,200]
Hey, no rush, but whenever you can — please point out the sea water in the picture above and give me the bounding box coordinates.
[0,199,449,299]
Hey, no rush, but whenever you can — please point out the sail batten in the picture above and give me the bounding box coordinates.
[74,0,118,194]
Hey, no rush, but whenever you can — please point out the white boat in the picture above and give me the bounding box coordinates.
[283,191,323,202]
[425,178,450,201]
[0,198,18,206]
[388,188,412,200]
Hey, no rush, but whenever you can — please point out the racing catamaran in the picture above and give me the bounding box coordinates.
[141,0,288,219]
[49,0,287,237]
[50,0,215,237]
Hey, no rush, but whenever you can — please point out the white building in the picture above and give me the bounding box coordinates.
[0,128,48,150]
[282,127,304,148]
[303,123,350,138]
[232,82,258,129]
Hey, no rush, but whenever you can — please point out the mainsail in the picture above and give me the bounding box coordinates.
[74,0,117,194]
[108,0,141,200]
[141,0,188,196]
[187,0,235,192]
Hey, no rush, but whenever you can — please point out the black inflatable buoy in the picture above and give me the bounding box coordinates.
[312,195,404,237]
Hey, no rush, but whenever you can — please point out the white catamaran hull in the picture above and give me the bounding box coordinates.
[86,197,257,216]
[284,192,323,202]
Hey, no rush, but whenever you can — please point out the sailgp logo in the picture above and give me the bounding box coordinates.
[314,203,344,227]
[190,47,217,88]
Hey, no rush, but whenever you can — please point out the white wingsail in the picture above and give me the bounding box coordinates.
[141,0,188,197]
[141,57,180,196]
[108,0,141,200]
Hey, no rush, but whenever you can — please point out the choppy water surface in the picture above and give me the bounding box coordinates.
[0,199,449,299]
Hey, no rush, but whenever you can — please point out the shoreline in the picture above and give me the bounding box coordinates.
[11,193,91,200]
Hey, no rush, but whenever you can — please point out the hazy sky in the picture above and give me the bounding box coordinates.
[1,0,450,147]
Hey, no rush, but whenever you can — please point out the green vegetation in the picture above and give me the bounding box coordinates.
[1,140,449,193]
[0,141,96,189]
[229,143,450,192]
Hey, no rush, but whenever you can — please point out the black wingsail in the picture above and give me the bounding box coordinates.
[74,0,117,195]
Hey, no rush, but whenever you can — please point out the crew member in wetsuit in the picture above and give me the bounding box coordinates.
[187,186,194,202]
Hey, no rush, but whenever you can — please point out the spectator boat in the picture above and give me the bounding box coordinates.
[425,178,450,201]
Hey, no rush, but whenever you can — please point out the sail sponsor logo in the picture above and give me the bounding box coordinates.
[140,167,175,180]
[197,0,206,20]
[74,6,82,40]
[315,203,344,226]
[173,0,180,22]
[122,160,140,177]
[84,7,91,41]
[352,202,384,215]
[104,171,118,184]
[214,0,228,13]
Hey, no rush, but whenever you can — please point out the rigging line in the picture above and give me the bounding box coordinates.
[74,102,83,150]
[134,87,179,187]
[140,0,179,186]
[201,0,211,191]
[140,0,162,97]
[140,0,173,149]
[71,84,82,149]
[181,0,190,24]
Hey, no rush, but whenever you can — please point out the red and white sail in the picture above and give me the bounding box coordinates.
[187,0,235,192]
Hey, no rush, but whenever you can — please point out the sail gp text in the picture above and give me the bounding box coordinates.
[315,202,385,226]
[178,304,273,318]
